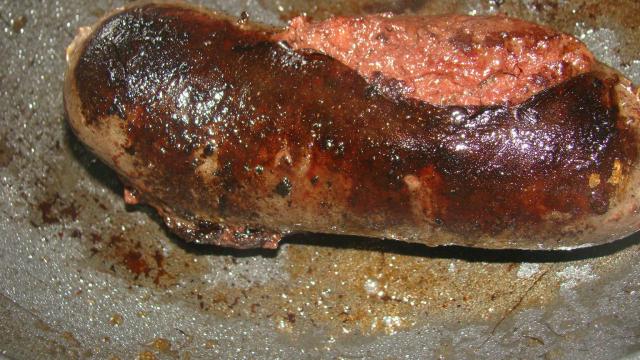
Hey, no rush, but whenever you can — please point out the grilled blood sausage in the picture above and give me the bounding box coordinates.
[64,3,640,249]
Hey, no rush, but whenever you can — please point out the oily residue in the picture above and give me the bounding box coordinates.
[66,205,564,337]
[0,137,14,167]
[83,226,211,288]
[82,231,564,336]
[184,239,559,335]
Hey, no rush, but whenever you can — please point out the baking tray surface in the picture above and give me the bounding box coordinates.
[0,0,639,358]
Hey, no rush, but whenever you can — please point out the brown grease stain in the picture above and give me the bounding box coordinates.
[0,137,14,167]
[151,338,171,352]
[76,222,556,336]
[161,241,559,335]
[137,351,156,360]
[84,229,208,289]
[35,193,79,225]
[123,250,150,277]
[68,198,620,338]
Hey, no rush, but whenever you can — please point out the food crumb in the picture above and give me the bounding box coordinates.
[137,351,156,360]
[11,15,27,33]
[204,339,218,349]
[152,338,171,352]
[109,313,123,326]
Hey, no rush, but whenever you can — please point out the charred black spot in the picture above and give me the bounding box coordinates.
[203,143,216,156]
[238,11,249,24]
[275,177,292,197]
[375,31,389,43]
[217,194,228,213]
[232,42,258,52]
[197,219,221,233]
[364,84,379,99]
[368,71,411,101]
[108,96,126,119]
[124,144,136,156]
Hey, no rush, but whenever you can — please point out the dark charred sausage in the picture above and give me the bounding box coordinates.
[64,2,640,249]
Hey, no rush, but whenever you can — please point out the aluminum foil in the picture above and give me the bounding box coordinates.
[0,0,639,358]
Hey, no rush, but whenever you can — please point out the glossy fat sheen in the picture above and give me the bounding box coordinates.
[277,14,594,106]
[65,3,640,249]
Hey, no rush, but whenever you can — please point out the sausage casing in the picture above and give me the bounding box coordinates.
[65,3,640,249]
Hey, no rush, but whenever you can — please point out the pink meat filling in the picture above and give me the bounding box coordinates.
[275,14,595,106]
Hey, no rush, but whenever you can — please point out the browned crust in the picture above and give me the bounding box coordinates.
[65,2,640,250]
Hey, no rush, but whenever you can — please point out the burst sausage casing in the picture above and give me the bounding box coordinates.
[64,3,640,249]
